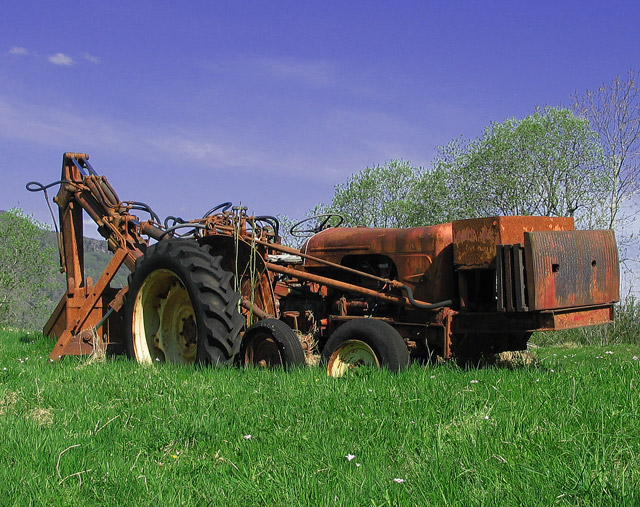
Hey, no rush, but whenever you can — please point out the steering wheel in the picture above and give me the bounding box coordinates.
[202,202,233,218]
[290,213,345,237]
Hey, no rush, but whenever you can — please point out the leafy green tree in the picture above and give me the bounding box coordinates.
[411,142,468,224]
[326,159,454,228]
[328,160,416,228]
[0,208,59,329]
[437,107,610,229]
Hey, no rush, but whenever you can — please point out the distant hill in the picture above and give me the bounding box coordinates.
[1,209,128,288]
[42,229,131,288]
[1,209,131,329]
[0,210,129,329]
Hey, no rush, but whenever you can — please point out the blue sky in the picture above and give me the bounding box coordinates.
[1,1,639,235]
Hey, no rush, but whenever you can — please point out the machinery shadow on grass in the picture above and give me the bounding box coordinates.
[454,350,539,370]
[18,331,49,344]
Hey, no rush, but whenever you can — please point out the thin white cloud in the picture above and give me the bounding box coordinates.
[255,56,336,87]
[202,56,338,88]
[8,47,99,65]
[83,53,99,64]
[0,97,276,175]
[144,134,271,170]
[48,53,74,66]
[9,46,29,56]
[321,108,426,158]
[0,98,122,151]
[0,92,431,193]
[201,55,382,100]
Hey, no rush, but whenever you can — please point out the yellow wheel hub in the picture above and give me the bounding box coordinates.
[131,269,197,364]
[327,339,380,377]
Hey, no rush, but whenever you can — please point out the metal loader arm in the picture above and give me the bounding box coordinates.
[54,152,165,274]
[41,152,164,359]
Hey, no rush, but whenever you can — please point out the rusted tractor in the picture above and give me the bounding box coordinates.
[29,153,620,375]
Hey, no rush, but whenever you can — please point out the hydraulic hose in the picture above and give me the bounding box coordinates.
[399,284,452,310]
[158,223,208,240]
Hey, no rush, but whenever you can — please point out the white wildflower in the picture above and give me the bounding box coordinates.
[470,380,479,384]
[633,356,638,361]
[605,350,613,355]
[345,454,355,461]
[394,478,405,483]
[243,434,252,440]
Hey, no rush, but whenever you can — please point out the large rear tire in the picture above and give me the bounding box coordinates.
[124,239,244,366]
[322,319,409,377]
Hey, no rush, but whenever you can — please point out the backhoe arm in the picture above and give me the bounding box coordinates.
[44,153,163,359]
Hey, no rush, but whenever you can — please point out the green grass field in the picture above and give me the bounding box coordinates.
[1,328,639,506]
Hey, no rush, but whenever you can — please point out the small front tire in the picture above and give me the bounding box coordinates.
[239,319,305,368]
[322,319,409,377]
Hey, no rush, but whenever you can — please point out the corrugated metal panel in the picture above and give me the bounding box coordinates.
[524,230,619,311]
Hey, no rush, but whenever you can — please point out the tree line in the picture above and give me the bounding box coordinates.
[0,209,58,329]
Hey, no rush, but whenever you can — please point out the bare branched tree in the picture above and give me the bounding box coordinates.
[573,69,640,230]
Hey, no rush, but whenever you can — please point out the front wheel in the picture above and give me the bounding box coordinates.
[322,319,409,377]
[239,319,305,368]
[123,240,244,366]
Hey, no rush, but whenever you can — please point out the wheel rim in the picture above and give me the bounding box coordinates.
[327,339,380,377]
[131,269,197,364]
[243,333,283,367]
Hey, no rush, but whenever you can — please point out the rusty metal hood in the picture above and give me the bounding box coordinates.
[302,224,453,267]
